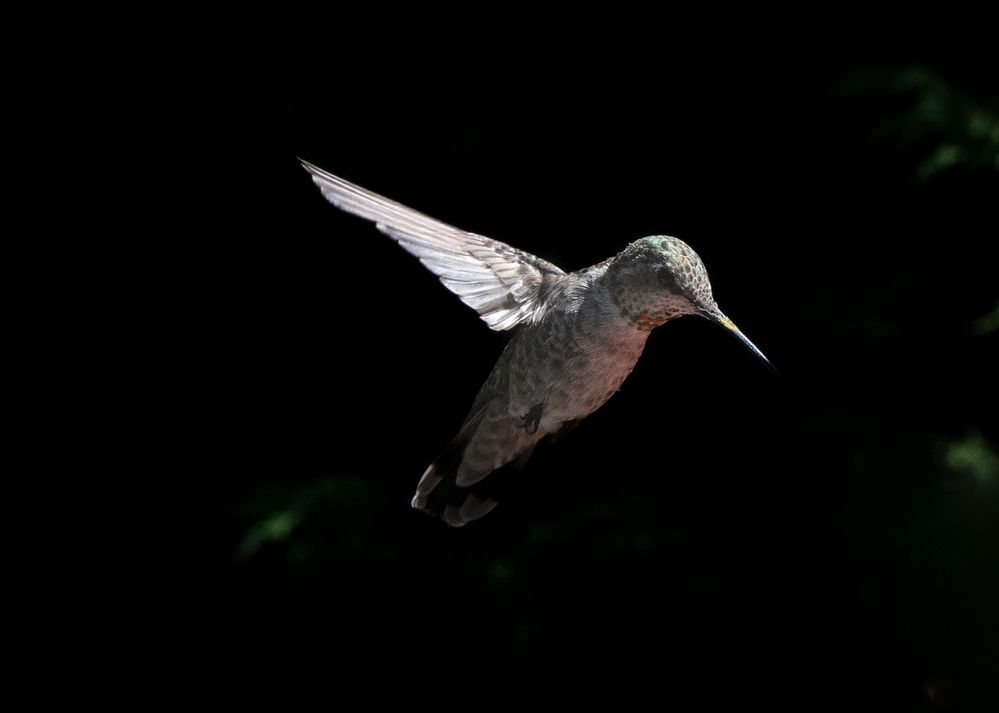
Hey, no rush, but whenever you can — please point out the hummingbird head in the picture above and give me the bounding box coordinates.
[607,236,776,373]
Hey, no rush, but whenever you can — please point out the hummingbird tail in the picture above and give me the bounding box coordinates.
[412,411,537,526]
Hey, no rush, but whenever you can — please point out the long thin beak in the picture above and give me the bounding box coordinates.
[709,310,779,376]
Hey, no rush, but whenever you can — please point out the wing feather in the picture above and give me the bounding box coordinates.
[300,160,564,330]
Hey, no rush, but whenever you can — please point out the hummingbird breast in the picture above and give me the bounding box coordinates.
[500,274,651,433]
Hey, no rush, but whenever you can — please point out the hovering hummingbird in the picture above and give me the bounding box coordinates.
[300,160,774,526]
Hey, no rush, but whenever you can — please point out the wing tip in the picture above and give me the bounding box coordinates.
[298,157,320,175]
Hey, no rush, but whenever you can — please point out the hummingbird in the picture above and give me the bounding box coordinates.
[300,160,774,526]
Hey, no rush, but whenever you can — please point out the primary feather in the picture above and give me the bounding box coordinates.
[299,159,564,330]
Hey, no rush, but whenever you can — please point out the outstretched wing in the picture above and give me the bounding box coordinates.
[300,160,565,331]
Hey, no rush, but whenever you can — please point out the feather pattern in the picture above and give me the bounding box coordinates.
[300,160,565,330]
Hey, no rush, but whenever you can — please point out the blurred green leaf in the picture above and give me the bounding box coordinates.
[972,302,999,336]
[915,143,966,181]
[946,433,999,488]
[843,66,999,182]
[232,473,375,562]
[237,508,303,560]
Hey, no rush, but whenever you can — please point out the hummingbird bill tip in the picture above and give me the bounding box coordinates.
[714,314,779,376]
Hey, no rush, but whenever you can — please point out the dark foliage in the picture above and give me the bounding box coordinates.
[18,7,997,708]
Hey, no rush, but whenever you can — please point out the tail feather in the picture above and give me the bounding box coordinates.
[412,415,538,527]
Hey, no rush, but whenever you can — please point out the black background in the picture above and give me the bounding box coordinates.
[14,7,998,708]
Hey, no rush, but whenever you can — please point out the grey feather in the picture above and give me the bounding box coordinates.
[300,159,565,331]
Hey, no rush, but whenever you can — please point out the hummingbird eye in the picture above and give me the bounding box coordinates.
[655,263,682,293]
